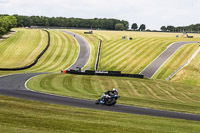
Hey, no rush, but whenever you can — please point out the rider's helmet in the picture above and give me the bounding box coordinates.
[112,88,118,95]
[113,88,117,92]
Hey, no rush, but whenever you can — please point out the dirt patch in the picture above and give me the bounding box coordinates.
[0,30,18,41]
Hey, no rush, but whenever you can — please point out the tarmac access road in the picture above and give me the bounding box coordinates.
[140,41,199,78]
[62,31,90,70]
[1,73,200,122]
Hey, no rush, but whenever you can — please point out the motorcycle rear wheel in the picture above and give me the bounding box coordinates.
[105,98,116,106]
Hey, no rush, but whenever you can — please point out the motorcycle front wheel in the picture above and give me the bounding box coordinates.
[95,99,100,104]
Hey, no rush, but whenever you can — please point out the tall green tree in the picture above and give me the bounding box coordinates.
[131,23,138,30]
[161,26,167,31]
[139,24,146,31]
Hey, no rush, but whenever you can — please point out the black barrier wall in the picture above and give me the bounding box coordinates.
[66,70,144,79]
[0,30,50,71]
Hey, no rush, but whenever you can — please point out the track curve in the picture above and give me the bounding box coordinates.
[62,31,90,70]
[140,41,199,78]
[1,73,200,121]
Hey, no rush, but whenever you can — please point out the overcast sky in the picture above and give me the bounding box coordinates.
[0,0,200,30]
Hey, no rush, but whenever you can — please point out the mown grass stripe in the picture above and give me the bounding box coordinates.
[100,38,157,72]
[44,32,66,71]
[140,82,163,100]
[23,30,79,73]
[63,75,80,94]
[102,39,125,53]
[61,32,79,69]
[120,41,171,73]
[120,80,136,97]
[42,32,69,71]
[107,39,157,69]
[0,29,42,68]
[102,39,138,59]
[102,38,150,58]
[36,31,63,71]
[30,31,59,72]
[100,38,146,66]
[27,30,57,71]
[23,30,46,65]
[101,41,134,65]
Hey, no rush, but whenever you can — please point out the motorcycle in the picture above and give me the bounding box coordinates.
[95,93,120,106]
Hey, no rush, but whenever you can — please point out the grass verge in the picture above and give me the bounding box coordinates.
[172,46,200,86]
[1,95,200,133]
[0,28,46,68]
[27,73,200,115]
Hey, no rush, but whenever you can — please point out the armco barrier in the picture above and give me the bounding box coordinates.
[95,39,101,71]
[65,70,144,79]
[0,30,50,71]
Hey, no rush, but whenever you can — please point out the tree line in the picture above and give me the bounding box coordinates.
[1,14,150,32]
[131,23,146,31]
[12,15,129,30]
[0,15,17,34]
[161,24,200,32]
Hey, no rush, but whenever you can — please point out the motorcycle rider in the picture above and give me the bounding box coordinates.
[99,88,118,103]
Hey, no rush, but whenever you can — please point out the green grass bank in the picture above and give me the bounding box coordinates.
[27,73,200,115]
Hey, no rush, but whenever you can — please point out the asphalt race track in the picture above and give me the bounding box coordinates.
[140,41,199,78]
[1,32,200,122]
[1,73,200,121]
[62,31,90,70]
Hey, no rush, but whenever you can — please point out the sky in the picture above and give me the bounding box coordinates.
[0,0,200,30]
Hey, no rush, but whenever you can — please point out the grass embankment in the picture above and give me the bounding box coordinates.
[68,30,200,74]
[171,48,200,86]
[153,43,199,79]
[1,95,200,133]
[27,73,200,114]
[0,28,46,68]
[27,30,79,72]
[0,29,79,76]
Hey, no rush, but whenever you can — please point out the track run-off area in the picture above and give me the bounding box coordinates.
[1,29,200,122]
